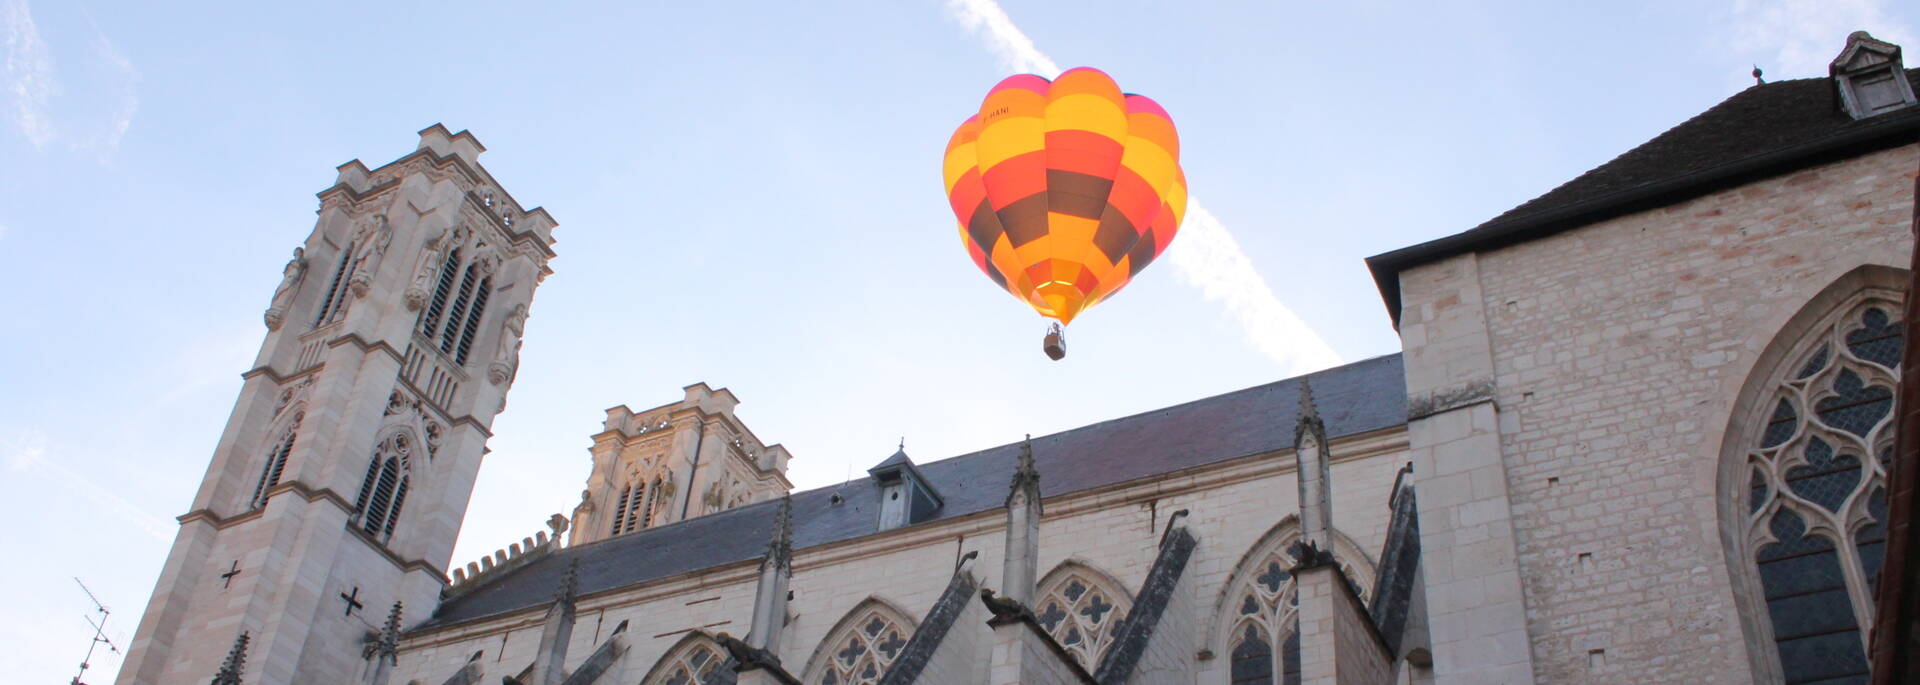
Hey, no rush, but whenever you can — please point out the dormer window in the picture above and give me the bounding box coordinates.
[868,446,943,531]
[1830,31,1917,120]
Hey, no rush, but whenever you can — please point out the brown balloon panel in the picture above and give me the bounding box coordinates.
[942,67,1187,327]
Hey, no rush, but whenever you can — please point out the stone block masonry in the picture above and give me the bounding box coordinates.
[1469,143,1918,681]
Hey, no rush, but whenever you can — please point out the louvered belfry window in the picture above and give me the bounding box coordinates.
[313,240,357,326]
[416,240,494,367]
[249,431,296,509]
[1743,299,1901,683]
[611,485,634,536]
[452,274,491,364]
[352,432,413,543]
[419,248,462,336]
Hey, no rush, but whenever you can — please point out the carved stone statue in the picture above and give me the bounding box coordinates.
[263,247,307,331]
[404,223,461,311]
[487,303,530,386]
[346,214,393,298]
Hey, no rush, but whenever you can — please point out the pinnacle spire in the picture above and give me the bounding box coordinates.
[767,494,794,568]
[210,631,249,685]
[556,558,580,606]
[1295,378,1326,446]
[377,601,404,658]
[1008,434,1041,507]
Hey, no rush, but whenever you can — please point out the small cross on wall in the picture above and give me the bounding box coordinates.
[341,586,365,617]
[219,560,242,589]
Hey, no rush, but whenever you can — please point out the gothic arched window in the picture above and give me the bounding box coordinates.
[419,247,462,335]
[610,480,649,536]
[249,428,297,509]
[803,600,915,685]
[644,476,668,527]
[1740,295,1900,683]
[1034,564,1132,670]
[414,240,496,366]
[352,432,414,542]
[313,240,357,326]
[1213,521,1373,685]
[643,634,727,685]
[1224,549,1303,685]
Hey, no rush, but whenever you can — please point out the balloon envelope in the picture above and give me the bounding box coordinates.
[942,67,1187,325]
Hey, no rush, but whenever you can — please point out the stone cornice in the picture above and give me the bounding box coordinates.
[175,481,449,582]
[239,363,324,385]
[319,146,558,260]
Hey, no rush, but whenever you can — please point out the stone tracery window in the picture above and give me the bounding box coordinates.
[645,636,726,685]
[611,481,647,536]
[1225,548,1303,685]
[352,431,413,543]
[249,427,298,510]
[1034,564,1132,670]
[1742,297,1900,683]
[806,601,914,685]
[415,238,495,366]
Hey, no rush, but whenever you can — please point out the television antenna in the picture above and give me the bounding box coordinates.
[71,577,121,685]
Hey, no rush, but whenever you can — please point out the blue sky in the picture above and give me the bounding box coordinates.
[2,1,1915,681]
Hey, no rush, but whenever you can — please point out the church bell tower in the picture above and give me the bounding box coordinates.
[116,125,557,684]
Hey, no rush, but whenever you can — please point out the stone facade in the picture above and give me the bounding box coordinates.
[387,427,1412,684]
[1462,143,1918,682]
[570,384,794,546]
[116,33,1920,685]
[115,125,557,685]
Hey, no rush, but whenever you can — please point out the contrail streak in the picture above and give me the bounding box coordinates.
[943,0,1342,374]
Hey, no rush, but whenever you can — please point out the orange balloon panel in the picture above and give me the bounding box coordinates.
[942,67,1186,325]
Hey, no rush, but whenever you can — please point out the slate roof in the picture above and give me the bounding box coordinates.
[1366,69,1920,325]
[418,354,1408,631]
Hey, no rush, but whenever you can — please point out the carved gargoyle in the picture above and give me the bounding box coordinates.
[979,588,1032,624]
[715,631,798,683]
[1287,539,1336,570]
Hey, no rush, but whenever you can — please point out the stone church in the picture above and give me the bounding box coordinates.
[115,32,1919,685]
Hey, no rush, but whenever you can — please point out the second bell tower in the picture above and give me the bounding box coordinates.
[116,125,557,684]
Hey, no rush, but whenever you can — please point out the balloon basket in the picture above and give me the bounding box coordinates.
[1042,323,1066,361]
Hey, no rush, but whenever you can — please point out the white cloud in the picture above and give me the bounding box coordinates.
[944,0,1060,76]
[83,28,136,152]
[0,222,10,241]
[3,0,56,147]
[1171,200,1343,374]
[1733,0,1917,79]
[4,427,173,541]
[941,0,1342,374]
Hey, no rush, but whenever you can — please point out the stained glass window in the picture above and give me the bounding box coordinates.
[1224,549,1303,685]
[1035,566,1132,669]
[647,637,725,685]
[808,603,914,685]
[1744,299,1901,682]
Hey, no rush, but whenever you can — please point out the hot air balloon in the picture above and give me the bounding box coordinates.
[942,67,1187,360]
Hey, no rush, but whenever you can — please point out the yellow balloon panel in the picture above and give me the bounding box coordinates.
[942,67,1185,326]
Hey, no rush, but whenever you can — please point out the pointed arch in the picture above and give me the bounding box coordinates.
[640,630,729,685]
[352,426,421,543]
[799,596,917,685]
[1207,517,1378,685]
[1715,264,1906,683]
[313,238,358,326]
[248,408,303,510]
[1032,560,1133,670]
